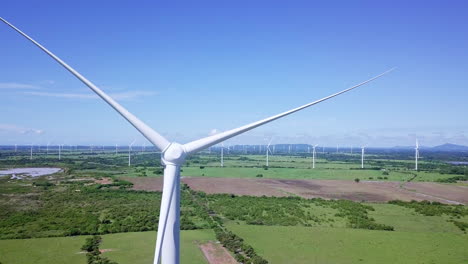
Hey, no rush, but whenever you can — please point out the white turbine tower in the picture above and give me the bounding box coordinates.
[266,138,273,167]
[29,144,33,160]
[220,143,224,167]
[115,144,118,154]
[58,144,62,160]
[128,140,136,167]
[415,139,419,171]
[0,17,394,264]
[361,146,366,169]
[312,144,318,169]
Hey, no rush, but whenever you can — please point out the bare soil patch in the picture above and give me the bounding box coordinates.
[122,177,164,191]
[199,242,237,264]
[122,177,467,204]
[95,177,113,185]
[403,182,468,204]
[183,177,288,197]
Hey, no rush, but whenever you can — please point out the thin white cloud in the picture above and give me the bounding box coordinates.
[0,82,39,89]
[0,124,45,135]
[209,129,219,136]
[23,90,156,101]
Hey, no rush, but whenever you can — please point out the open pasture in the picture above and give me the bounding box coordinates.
[227,224,468,264]
[0,230,214,264]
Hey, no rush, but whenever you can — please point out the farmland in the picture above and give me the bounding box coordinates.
[0,230,214,264]
[227,225,468,264]
[0,147,467,264]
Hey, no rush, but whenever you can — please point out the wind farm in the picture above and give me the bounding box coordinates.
[1,2,468,264]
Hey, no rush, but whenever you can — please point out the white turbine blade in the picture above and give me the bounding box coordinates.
[0,17,170,151]
[267,137,274,147]
[184,69,394,154]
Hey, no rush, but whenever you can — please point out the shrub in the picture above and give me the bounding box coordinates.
[256,174,263,178]
[354,178,360,183]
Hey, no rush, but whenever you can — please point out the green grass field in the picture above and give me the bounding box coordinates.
[368,203,467,234]
[179,166,448,182]
[227,224,468,264]
[0,229,214,264]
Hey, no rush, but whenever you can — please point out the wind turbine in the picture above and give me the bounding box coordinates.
[220,143,224,167]
[0,17,393,264]
[361,146,366,169]
[128,140,136,167]
[115,144,118,154]
[30,144,33,160]
[312,144,318,169]
[266,138,273,167]
[58,144,62,160]
[415,139,419,171]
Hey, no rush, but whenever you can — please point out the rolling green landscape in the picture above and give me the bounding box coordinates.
[0,147,467,263]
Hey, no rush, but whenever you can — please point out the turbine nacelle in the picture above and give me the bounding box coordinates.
[162,142,187,165]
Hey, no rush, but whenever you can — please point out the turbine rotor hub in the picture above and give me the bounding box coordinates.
[162,142,186,165]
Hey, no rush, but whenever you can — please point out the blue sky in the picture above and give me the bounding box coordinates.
[1,0,467,147]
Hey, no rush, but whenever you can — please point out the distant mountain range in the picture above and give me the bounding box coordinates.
[430,143,468,152]
[392,143,468,152]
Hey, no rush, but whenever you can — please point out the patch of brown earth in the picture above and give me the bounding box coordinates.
[403,182,468,204]
[199,242,237,264]
[95,177,113,185]
[122,177,164,191]
[99,249,115,253]
[260,179,404,202]
[183,177,288,197]
[121,176,467,204]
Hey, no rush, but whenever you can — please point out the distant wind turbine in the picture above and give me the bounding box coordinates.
[312,144,318,169]
[220,144,224,167]
[0,17,393,264]
[128,140,136,166]
[266,138,273,167]
[361,146,366,169]
[30,144,33,160]
[415,139,419,171]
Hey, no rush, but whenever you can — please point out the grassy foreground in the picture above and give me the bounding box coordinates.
[0,229,214,264]
[227,224,468,264]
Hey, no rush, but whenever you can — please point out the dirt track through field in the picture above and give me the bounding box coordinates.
[199,242,237,264]
[123,177,467,204]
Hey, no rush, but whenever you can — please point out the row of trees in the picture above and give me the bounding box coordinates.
[184,185,269,264]
[81,235,118,264]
